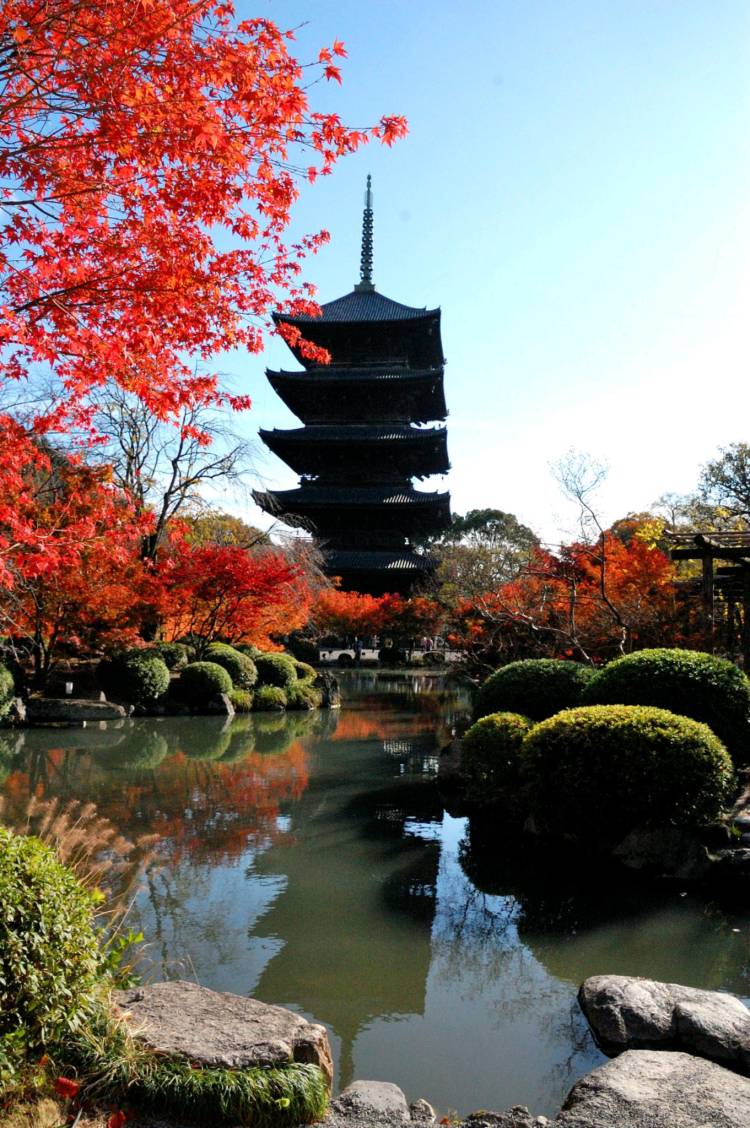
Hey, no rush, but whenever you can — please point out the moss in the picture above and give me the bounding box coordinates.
[253,685,288,712]
[229,688,255,713]
[475,659,595,722]
[582,647,750,763]
[521,704,734,843]
[286,684,323,710]
[292,660,317,684]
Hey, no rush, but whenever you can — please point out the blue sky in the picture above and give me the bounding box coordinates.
[226,0,750,542]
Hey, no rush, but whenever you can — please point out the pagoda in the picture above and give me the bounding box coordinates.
[253,177,450,595]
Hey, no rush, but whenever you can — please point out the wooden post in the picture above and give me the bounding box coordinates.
[702,553,715,650]
[727,592,736,659]
[743,569,750,671]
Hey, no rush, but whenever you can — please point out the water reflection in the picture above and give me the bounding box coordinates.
[2,675,750,1116]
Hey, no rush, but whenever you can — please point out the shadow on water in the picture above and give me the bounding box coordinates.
[2,674,750,1116]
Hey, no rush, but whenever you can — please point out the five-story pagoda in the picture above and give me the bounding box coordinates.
[253,178,450,595]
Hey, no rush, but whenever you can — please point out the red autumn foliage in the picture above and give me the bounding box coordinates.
[0,0,406,582]
[313,589,444,642]
[53,1077,80,1099]
[450,529,679,669]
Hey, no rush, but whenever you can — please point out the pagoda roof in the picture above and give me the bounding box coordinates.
[260,424,446,444]
[276,289,438,326]
[324,549,435,573]
[267,364,443,383]
[257,484,450,508]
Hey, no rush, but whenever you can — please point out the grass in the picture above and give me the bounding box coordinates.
[61,1002,330,1127]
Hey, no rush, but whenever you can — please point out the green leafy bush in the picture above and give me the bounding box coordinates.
[474,659,595,722]
[254,653,297,690]
[521,704,734,842]
[229,688,254,713]
[98,651,170,708]
[206,643,258,689]
[0,663,15,718]
[253,685,288,711]
[175,661,233,707]
[292,660,317,684]
[582,647,750,763]
[0,827,102,1051]
[460,712,533,807]
[235,643,262,660]
[286,684,323,710]
[155,642,190,670]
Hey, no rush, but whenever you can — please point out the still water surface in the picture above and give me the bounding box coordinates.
[3,672,750,1115]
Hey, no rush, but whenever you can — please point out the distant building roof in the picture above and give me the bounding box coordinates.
[324,549,435,572]
[277,288,438,325]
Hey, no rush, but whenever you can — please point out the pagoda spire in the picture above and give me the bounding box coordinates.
[354,174,375,293]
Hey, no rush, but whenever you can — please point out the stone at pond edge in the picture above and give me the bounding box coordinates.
[465,1107,550,1127]
[205,692,235,716]
[332,1080,410,1119]
[611,824,712,879]
[27,697,128,724]
[314,671,341,709]
[409,1098,437,1122]
[553,1049,750,1127]
[579,975,750,1074]
[114,981,332,1086]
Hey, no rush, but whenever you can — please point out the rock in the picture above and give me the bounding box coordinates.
[26,697,127,724]
[611,825,711,879]
[579,975,750,1073]
[205,692,235,716]
[314,671,341,709]
[553,1049,750,1127]
[8,696,26,723]
[409,1098,436,1121]
[332,1080,410,1119]
[465,1107,547,1127]
[114,980,332,1086]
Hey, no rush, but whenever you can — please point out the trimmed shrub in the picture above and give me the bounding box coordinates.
[155,642,190,670]
[254,653,297,690]
[253,685,288,712]
[229,688,254,713]
[0,663,14,718]
[474,659,596,722]
[175,662,232,707]
[115,730,169,771]
[521,704,734,842]
[293,660,317,684]
[98,651,170,708]
[582,647,750,763]
[235,643,262,660]
[286,683,323,710]
[0,827,102,1051]
[460,712,534,807]
[206,643,258,689]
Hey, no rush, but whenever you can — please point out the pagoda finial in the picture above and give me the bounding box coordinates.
[354,174,375,293]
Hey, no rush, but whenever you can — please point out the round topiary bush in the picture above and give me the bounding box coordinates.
[0,663,14,718]
[175,661,232,707]
[286,683,323,710]
[293,660,317,684]
[460,711,534,807]
[252,685,288,711]
[0,827,103,1050]
[474,659,596,722]
[520,704,734,843]
[98,651,170,708]
[235,643,262,660]
[155,642,190,670]
[582,648,750,763]
[205,643,258,689]
[254,653,297,690]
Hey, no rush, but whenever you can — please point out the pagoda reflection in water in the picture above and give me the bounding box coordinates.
[254,177,450,595]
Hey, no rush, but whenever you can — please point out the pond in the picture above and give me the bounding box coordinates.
[3,671,750,1116]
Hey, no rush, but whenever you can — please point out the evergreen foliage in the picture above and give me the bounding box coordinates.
[254,653,297,690]
[474,659,595,721]
[175,661,233,706]
[460,712,533,807]
[206,643,258,689]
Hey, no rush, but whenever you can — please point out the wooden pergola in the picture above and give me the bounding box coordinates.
[666,531,750,665]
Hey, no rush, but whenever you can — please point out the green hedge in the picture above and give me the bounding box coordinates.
[293,660,317,684]
[155,642,190,670]
[254,653,297,690]
[521,704,734,842]
[582,648,750,763]
[0,663,14,718]
[176,661,232,707]
[98,651,170,708]
[253,685,288,712]
[474,659,595,722]
[206,643,258,690]
[0,827,102,1052]
[460,712,533,807]
[286,684,323,711]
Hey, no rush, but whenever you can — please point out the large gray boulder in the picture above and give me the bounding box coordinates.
[579,974,750,1073]
[553,1049,750,1127]
[114,980,332,1086]
[331,1080,410,1119]
[27,697,127,724]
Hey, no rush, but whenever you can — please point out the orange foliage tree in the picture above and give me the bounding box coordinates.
[158,538,313,652]
[313,589,444,647]
[451,528,679,670]
[0,0,406,581]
